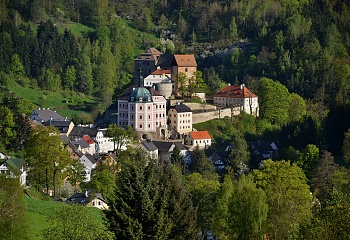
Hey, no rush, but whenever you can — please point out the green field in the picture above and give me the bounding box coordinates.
[25,197,105,239]
[8,81,97,119]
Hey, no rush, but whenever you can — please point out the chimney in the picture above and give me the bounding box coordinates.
[228,83,231,86]
[85,190,89,198]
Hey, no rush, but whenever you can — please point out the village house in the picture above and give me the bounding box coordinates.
[43,120,75,136]
[79,153,97,182]
[66,192,109,210]
[185,131,212,149]
[30,108,66,122]
[214,84,259,116]
[138,140,159,160]
[0,155,27,186]
[168,103,193,135]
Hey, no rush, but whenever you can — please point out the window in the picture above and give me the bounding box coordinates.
[148,124,151,128]
[148,106,151,110]
[185,68,188,72]
[140,115,142,119]
[156,114,158,118]
[148,115,151,119]
[131,97,134,101]
[131,105,134,110]
[140,124,142,128]
[140,106,143,110]
[131,115,134,120]
[169,114,171,117]
[131,124,134,128]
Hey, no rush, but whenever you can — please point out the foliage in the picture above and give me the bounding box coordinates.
[106,150,199,239]
[342,128,350,163]
[88,168,117,202]
[25,125,72,194]
[188,146,217,180]
[186,173,220,238]
[212,174,268,240]
[0,175,28,240]
[43,204,114,240]
[106,124,134,155]
[252,160,312,239]
[295,144,319,179]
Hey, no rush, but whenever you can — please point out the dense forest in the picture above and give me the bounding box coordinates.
[1,0,350,239]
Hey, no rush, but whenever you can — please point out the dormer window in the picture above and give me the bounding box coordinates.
[131,97,134,101]
[139,97,142,102]
[148,97,151,102]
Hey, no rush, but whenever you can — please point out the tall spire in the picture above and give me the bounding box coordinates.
[139,68,144,87]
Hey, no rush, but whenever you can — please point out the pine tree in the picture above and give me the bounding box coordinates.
[106,150,199,239]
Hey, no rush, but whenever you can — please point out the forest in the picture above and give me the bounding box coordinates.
[1,0,350,239]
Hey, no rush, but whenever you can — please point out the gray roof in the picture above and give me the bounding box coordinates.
[32,109,65,122]
[129,87,153,103]
[43,120,72,134]
[83,153,97,164]
[174,142,188,151]
[66,192,107,205]
[71,140,90,149]
[152,141,174,152]
[69,126,98,138]
[60,135,71,144]
[156,54,174,68]
[140,140,158,151]
[170,103,192,113]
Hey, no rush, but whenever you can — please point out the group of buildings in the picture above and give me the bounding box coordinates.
[116,47,259,138]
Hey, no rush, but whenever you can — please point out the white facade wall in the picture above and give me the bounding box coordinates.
[214,96,259,116]
[185,136,211,149]
[144,74,171,87]
[168,109,192,134]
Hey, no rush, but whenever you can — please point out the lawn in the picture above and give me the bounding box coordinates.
[8,81,97,119]
[25,197,105,240]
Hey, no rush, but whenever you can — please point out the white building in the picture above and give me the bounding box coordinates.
[185,131,212,149]
[143,69,171,87]
[214,84,259,116]
[168,103,193,135]
[79,154,97,182]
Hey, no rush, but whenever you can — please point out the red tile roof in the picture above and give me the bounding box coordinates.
[173,55,197,67]
[82,135,95,145]
[214,85,257,98]
[151,69,171,75]
[190,131,211,140]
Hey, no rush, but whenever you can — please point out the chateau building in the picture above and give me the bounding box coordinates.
[214,84,259,116]
[133,48,162,84]
[117,78,167,132]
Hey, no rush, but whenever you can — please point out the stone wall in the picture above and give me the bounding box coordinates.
[192,107,241,124]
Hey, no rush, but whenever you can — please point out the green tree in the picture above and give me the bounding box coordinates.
[258,77,291,125]
[11,53,25,78]
[252,160,312,239]
[0,106,16,149]
[226,135,250,175]
[177,72,187,98]
[170,145,185,172]
[43,204,114,240]
[76,53,93,95]
[25,125,71,194]
[89,169,117,202]
[68,161,86,192]
[188,146,217,180]
[342,128,350,163]
[295,144,319,179]
[0,175,28,240]
[186,173,220,239]
[106,150,199,239]
[288,93,306,123]
[228,174,268,240]
[106,124,134,155]
[64,65,76,92]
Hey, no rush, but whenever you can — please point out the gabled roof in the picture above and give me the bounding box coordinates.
[215,85,257,98]
[174,142,188,151]
[69,126,98,138]
[43,120,73,134]
[173,55,197,67]
[135,48,162,62]
[152,141,175,152]
[189,131,211,140]
[150,69,171,75]
[140,140,158,151]
[31,108,65,122]
[81,153,97,164]
[156,54,174,68]
[250,141,275,152]
[82,135,95,145]
[169,103,192,113]
[0,157,25,175]
[71,140,90,149]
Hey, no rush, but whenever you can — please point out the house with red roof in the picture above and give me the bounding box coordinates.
[82,135,96,155]
[185,131,212,149]
[214,84,259,116]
